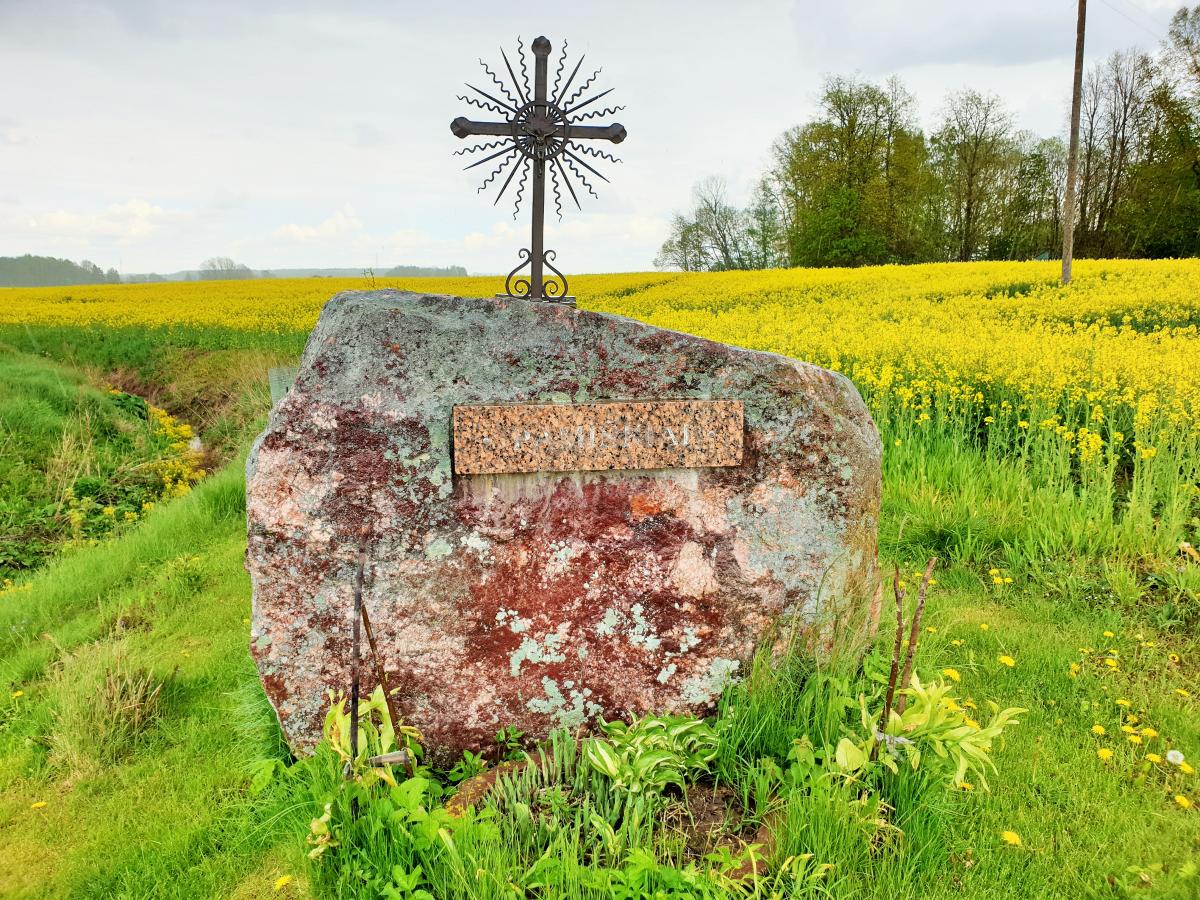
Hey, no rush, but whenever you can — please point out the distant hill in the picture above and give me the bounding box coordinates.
[0,255,121,287]
[123,265,470,282]
[2,257,470,287]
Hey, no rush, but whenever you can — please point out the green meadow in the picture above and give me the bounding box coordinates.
[0,270,1197,898]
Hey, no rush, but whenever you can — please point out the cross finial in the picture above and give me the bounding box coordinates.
[450,35,627,304]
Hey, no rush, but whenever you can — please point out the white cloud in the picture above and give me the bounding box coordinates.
[0,0,1178,272]
[25,199,181,241]
[273,208,363,242]
[0,116,30,146]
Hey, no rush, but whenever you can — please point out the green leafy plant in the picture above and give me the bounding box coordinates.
[583,713,719,796]
[871,675,1026,790]
[494,724,525,761]
[447,749,487,784]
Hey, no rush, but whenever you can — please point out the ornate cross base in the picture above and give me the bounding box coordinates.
[498,247,575,306]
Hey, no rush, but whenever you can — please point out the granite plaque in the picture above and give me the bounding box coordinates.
[452,400,744,475]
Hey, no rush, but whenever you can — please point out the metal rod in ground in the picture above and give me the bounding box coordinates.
[348,543,368,820]
[360,603,413,775]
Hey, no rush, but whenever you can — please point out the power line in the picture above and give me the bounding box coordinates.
[1094,0,1166,41]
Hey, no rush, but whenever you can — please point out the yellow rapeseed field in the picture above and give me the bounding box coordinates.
[3,258,1195,442]
[8,258,1195,560]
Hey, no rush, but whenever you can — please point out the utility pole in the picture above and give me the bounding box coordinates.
[1062,0,1087,285]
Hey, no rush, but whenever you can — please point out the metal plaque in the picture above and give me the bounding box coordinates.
[452,400,744,475]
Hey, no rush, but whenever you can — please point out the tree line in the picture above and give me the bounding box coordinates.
[657,6,1200,270]
[0,255,121,287]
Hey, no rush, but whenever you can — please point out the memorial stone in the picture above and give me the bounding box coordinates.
[246,290,881,762]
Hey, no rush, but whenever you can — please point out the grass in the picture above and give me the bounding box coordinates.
[0,268,1197,896]
[0,344,198,576]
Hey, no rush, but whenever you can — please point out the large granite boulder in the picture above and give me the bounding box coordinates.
[246,291,881,762]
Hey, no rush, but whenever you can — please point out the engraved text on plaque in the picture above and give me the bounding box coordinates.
[452,400,744,475]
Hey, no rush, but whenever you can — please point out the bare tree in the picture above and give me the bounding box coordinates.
[932,90,1015,261]
[198,257,255,281]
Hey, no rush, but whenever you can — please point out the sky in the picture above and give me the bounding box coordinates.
[0,0,1184,275]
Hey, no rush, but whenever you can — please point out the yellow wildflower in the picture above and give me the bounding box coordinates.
[30,801,46,809]
[958,781,974,791]
[997,655,1015,667]
[1175,795,1192,810]
[1128,735,1143,745]
[1146,753,1163,764]
[979,623,989,631]
[1140,727,1158,739]
[10,690,23,699]
[1116,699,1131,707]
[1103,630,1115,638]
[942,668,961,682]
[1097,748,1114,761]
[1091,724,1105,735]
[951,639,964,647]
[1176,689,1191,698]
[1001,831,1022,846]
[274,875,293,891]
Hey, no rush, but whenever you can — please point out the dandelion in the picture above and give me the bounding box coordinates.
[1140,727,1158,739]
[1128,735,1143,745]
[1091,724,1105,735]
[894,438,902,446]
[1176,689,1191,698]
[1116,699,1131,707]
[1069,663,1081,677]
[1104,658,1119,669]
[1166,750,1185,766]
[1103,630,1115,638]
[1001,831,1022,847]
[1121,725,1137,734]
[979,623,989,631]
[1182,763,1195,775]
[943,667,961,682]
[989,568,1000,576]
[951,639,964,647]
[1097,748,1114,761]
[274,875,293,891]
[30,801,46,809]
[997,655,1015,667]
[1146,753,1163,764]
[10,690,23,699]
[958,781,974,791]
[1175,796,1192,810]
[926,626,938,634]
[1169,653,1181,664]
[963,698,978,710]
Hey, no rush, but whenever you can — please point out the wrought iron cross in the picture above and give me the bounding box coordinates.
[451,36,626,304]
